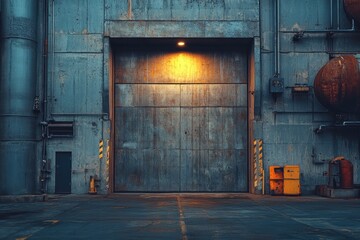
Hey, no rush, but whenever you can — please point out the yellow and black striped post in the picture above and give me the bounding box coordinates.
[253,139,264,194]
[105,140,110,191]
[106,140,110,159]
[253,140,258,189]
[99,139,104,159]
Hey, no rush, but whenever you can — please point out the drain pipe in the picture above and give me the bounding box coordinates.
[275,0,280,77]
[330,0,333,29]
[0,0,39,194]
[40,0,49,193]
[337,0,340,29]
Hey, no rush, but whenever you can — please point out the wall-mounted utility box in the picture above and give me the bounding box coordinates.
[47,121,74,138]
[269,77,284,93]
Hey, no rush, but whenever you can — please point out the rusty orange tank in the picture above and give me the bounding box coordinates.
[339,159,354,189]
[314,55,360,113]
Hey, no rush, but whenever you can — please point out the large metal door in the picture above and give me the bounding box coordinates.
[114,44,248,192]
[55,152,72,194]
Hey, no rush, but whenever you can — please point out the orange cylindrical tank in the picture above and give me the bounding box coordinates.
[328,157,354,189]
[339,159,354,189]
[314,55,360,113]
[343,0,360,26]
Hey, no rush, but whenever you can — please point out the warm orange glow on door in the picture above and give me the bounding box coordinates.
[148,52,207,83]
[167,53,201,81]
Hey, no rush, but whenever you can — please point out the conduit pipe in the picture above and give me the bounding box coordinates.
[40,0,49,193]
[0,0,38,194]
[274,0,280,77]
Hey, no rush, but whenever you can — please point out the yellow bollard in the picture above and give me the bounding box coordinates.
[88,176,97,194]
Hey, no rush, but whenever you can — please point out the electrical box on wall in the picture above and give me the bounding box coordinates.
[269,77,284,93]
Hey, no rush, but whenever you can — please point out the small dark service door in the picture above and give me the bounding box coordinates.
[55,152,72,194]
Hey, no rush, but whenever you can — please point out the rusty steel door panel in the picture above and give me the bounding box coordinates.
[114,47,248,192]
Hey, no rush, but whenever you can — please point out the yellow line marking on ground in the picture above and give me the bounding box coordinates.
[16,235,32,240]
[177,196,188,240]
[43,220,60,224]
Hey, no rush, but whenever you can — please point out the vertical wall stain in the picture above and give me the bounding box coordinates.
[128,0,133,19]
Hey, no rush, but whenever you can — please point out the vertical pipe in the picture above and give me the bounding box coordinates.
[330,0,333,29]
[0,0,38,195]
[337,0,340,29]
[276,0,280,76]
[40,0,49,193]
[274,0,280,76]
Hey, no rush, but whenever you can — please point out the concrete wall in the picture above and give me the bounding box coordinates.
[40,0,359,194]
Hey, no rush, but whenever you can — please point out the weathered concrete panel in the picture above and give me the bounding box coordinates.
[115,149,180,191]
[146,21,205,37]
[180,107,247,150]
[155,108,181,149]
[55,34,103,53]
[115,84,181,107]
[180,150,210,191]
[104,21,146,37]
[205,21,259,38]
[207,150,238,191]
[280,0,331,30]
[104,0,128,20]
[171,0,225,20]
[105,20,259,38]
[281,34,328,53]
[208,108,241,150]
[180,85,209,107]
[54,0,104,34]
[333,36,360,52]
[115,107,143,150]
[52,53,103,113]
[180,149,247,191]
[236,84,248,107]
[114,84,136,108]
[264,125,315,145]
[181,108,209,150]
[104,0,259,21]
[115,107,180,150]
[208,85,236,106]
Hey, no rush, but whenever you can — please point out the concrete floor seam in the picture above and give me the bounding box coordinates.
[177,195,188,240]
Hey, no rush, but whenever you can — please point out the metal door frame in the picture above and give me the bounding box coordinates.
[108,38,256,193]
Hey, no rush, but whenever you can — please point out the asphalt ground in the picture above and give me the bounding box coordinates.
[1,194,360,239]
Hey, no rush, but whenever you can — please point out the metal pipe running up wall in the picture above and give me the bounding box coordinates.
[0,0,38,195]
